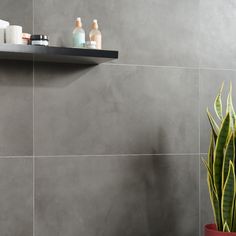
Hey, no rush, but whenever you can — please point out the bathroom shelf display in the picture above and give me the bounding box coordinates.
[0,44,118,64]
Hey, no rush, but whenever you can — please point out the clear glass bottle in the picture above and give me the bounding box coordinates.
[73,17,85,48]
[89,19,102,49]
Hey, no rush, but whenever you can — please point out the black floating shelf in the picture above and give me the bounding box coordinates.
[0,44,118,64]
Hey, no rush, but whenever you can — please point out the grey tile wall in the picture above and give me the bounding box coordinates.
[0,0,33,157]
[0,0,32,33]
[0,61,33,156]
[0,158,33,236]
[34,0,199,67]
[35,155,199,236]
[199,0,236,69]
[34,64,199,156]
[0,0,235,235]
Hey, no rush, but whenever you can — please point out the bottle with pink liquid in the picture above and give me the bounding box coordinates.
[89,19,102,49]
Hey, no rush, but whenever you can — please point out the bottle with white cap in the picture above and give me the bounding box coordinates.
[73,17,85,48]
[89,19,102,49]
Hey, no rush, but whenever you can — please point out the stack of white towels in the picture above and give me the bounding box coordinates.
[0,19,10,43]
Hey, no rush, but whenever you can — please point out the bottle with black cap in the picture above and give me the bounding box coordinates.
[31,35,49,46]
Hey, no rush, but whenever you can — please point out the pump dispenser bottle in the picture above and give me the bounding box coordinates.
[73,17,85,48]
[89,19,102,49]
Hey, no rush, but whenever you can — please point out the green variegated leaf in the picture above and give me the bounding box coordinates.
[231,196,236,232]
[202,158,214,186]
[207,109,219,143]
[214,113,230,199]
[221,161,236,230]
[208,165,222,230]
[208,133,214,174]
[222,133,235,187]
[227,82,233,114]
[205,82,236,232]
[227,82,236,130]
[214,82,224,120]
[232,197,236,231]
[210,181,222,231]
[223,222,230,232]
[202,158,222,230]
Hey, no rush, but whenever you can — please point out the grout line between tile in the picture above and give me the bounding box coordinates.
[198,0,201,234]
[103,62,199,70]
[33,153,203,158]
[32,0,35,234]
[198,67,236,72]
[0,153,208,158]
[103,62,236,72]
[33,63,35,236]
[0,156,33,159]
[198,70,201,236]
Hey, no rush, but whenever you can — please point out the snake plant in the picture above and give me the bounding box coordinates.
[203,82,236,232]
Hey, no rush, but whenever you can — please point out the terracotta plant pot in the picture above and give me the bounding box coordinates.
[205,224,236,236]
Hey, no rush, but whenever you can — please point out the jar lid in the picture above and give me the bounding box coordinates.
[31,35,48,41]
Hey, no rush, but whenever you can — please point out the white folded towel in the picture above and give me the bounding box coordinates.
[0,19,9,28]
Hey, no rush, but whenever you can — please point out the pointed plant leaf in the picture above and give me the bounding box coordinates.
[207,109,219,143]
[223,222,231,232]
[208,133,214,174]
[208,167,222,230]
[227,82,236,130]
[214,113,230,199]
[214,82,224,120]
[221,161,236,230]
[227,82,233,114]
[232,197,236,232]
[222,133,235,187]
[202,158,213,184]
[202,157,222,230]
[202,158,216,195]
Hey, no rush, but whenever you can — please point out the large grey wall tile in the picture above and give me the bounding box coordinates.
[0,0,32,33]
[0,61,33,156]
[200,69,236,153]
[34,0,199,67]
[34,64,198,155]
[200,155,214,236]
[0,158,33,236]
[200,0,236,69]
[35,155,198,236]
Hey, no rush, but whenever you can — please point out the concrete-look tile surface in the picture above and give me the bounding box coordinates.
[0,61,33,156]
[0,158,33,236]
[0,0,32,33]
[34,64,199,156]
[200,0,236,69]
[35,155,199,236]
[34,0,199,67]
